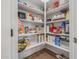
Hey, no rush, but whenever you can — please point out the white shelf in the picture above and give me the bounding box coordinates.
[21,41,69,52]
[47,32,69,36]
[47,2,69,15]
[46,19,69,24]
[45,42,69,52]
[19,33,44,37]
[18,42,69,59]
[20,19,44,24]
[24,42,45,51]
[18,42,45,59]
[19,42,69,54]
[18,2,44,15]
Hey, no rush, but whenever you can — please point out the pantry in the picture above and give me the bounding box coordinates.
[1,0,77,59]
[18,0,70,59]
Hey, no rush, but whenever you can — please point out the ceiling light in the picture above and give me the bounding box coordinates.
[41,0,49,3]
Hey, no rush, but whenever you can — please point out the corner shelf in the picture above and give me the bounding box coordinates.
[20,19,44,24]
[46,32,69,36]
[18,2,44,15]
[46,19,69,24]
[22,42,45,51]
[19,42,69,59]
[47,2,69,15]
[19,42,69,53]
[19,33,44,37]
[18,42,45,59]
[18,39,69,52]
[45,42,69,52]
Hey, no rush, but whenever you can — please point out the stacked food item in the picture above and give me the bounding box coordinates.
[47,0,69,11]
[47,21,69,34]
[26,12,43,22]
[46,9,69,34]
[18,0,44,11]
[18,11,43,23]
[18,38,27,52]
[46,35,69,47]
[47,10,69,22]
[18,22,44,34]
[18,11,44,34]
[18,35,45,53]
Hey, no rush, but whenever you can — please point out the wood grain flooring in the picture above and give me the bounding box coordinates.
[24,49,57,59]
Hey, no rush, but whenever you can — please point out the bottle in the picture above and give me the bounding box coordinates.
[55,36,61,46]
[46,35,48,42]
[47,25,49,33]
[65,10,70,20]
[65,21,69,34]
[52,0,60,8]
[57,26,62,33]
[40,35,42,42]
[24,26,28,33]
[49,23,57,33]
[26,12,33,21]
[20,22,24,34]
[61,22,65,33]
[37,35,40,43]
[35,25,39,33]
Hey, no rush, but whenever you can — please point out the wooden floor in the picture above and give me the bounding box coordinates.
[24,49,57,59]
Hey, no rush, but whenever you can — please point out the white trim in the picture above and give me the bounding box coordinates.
[46,19,69,24]
[47,32,69,36]
[19,33,44,37]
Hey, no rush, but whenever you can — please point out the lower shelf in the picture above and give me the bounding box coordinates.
[45,42,69,52]
[18,42,45,59]
[19,42,69,53]
[47,32,69,36]
[18,42,69,59]
[23,42,45,51]
[19,33,44,37]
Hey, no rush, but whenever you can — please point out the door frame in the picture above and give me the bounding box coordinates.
[69,0,77,59]
[1,0,18,59]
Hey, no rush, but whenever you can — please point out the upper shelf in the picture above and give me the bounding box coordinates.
[18,2,44,15]
[47,32,69,37]
[20,19,44,24]
[46,19,69,24]
[47,2,69,15]
[19,33,44,37]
